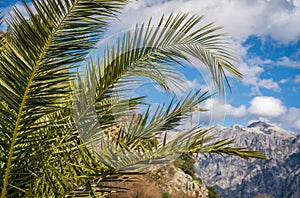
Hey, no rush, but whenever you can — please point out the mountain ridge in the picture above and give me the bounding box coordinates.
[195,121,300,198]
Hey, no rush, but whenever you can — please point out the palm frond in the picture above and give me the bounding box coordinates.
[72,13,242,147]
[113,13,241,90]
[0,0,127,197]
[70,13,261,175]
[184,130,268,160]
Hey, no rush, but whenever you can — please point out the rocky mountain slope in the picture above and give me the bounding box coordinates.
[195,121,300,198]
[106,163,208,198]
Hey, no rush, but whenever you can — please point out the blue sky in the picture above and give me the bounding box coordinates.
[1,0,300,132]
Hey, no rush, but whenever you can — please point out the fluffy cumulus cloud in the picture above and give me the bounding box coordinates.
[224,96,300,131]
[197,98,247,125]
[225,104,247,119]
[238,61,281,94]
[196,96,300,132]
[108,0,300,43]
[248,96,286,117]
[243,97,300,131]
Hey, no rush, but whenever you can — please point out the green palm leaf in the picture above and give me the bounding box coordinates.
[72,13,242,141]
[100,13,241,92]
[71,13,256,176]
[0,0,127,197]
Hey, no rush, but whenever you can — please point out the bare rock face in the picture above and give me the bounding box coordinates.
[150,163,208,198]
[106,163,208,198]
[195,121,300,198]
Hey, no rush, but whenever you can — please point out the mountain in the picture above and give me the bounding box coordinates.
[195,121,300,198]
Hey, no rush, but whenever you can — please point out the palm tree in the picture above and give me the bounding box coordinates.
[0,0,266,197]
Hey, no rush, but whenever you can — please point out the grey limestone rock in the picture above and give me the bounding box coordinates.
[195,121,300,198]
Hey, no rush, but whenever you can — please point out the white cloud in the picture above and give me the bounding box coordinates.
[110,0,300,43]
[238,61,281,94]
[264,0,300,43]
[198,98,247,124]
[277,107,300,131]
[178,97,226,129]
[250,56,300,69]
[225,104,247,119]
[227,96,300,132]
[240,64,264,85]
[183,95,300,132]
[257,79,281,92]
[223,45,281,94]
[275,56,300,68]
[248,96,286,117]
[201,97,226,125]
[294,120,300,130]
[294,74,300,83]
[279,78,289,84]
[248,57,273,66]
[280,107,300,124]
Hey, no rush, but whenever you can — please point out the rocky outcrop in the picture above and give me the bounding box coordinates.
[106,163,208,198]
[195,121,300,198]
[150,163,208,198]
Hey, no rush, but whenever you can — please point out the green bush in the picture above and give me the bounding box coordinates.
[207,186,221,198]
[175,153,196,177]
[162,192,170,198]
